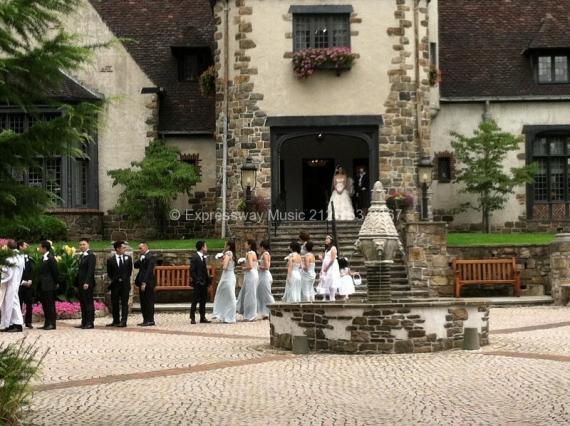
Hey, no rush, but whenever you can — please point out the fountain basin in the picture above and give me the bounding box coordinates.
[269,300,489,354]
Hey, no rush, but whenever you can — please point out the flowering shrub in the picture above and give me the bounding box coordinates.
[33,301,106,319]
[386,191,414,211]
[292,47,357,79]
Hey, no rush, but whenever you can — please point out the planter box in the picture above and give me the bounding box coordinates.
[315,63,352,76]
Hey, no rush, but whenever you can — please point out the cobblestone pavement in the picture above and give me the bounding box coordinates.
[0,306,568,425]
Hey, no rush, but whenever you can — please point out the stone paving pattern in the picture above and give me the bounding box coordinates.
[0,307,568,425]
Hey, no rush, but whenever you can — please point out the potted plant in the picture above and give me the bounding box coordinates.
[199,65,216,97]
[292,47,357,79]
[429,64,441,87]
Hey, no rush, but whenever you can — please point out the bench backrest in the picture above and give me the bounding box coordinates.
[453,259,517,281]
[154,265,216,288]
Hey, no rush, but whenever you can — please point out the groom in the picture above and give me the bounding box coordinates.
[190,241,211,324]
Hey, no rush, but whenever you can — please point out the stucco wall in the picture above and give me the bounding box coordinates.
[62,2,156,213]
[431,101,570,228]
[165,136,217,211]
[243,0,398,117]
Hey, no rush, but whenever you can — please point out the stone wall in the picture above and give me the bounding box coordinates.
[404,222,448,296]
[270,301,489,354]
[548,234,570,305]
[49,210,104,240]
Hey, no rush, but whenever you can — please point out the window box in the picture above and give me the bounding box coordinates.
[292,47,357,79]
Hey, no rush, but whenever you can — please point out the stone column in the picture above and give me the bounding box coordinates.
[404,222,449,297]
[549,233,570,305]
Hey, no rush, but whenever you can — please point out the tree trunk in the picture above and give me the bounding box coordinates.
[482,208,490,233]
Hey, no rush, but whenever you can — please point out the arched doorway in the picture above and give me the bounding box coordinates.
[269,116,381,220]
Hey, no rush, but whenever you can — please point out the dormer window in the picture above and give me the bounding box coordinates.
[537,54,569,83]
[171,47,212,82]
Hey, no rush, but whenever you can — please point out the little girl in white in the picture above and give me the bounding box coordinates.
[337,257,356,301]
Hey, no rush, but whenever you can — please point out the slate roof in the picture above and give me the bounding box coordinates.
[46,72,102,102]
[89,0,215,133]
[439,0,570,99]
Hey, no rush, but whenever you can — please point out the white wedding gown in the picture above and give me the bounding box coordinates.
[327,177,355,220]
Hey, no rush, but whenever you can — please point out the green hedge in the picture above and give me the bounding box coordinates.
[0,214,68,242]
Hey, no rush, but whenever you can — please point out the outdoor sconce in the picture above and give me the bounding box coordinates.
[417,156,434,221]
[240,157,258,222]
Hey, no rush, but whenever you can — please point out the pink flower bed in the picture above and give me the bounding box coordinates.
[33,301,106,318]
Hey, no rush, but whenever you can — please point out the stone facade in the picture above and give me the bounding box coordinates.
[212,0,433,222]
[270,302,490,354]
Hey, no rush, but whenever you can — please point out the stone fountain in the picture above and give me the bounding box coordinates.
[269,182,490,354]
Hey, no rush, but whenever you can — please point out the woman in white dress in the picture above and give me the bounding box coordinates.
[257,240,275,319]
[337,257,356,301]
[236,240,259,321]
[317,235,341,301]
[301,241,316,302]
[282,241,302,303]
[212,240,237,323]
[327,166,355,221]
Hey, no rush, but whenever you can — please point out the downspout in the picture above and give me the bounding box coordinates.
[413,0,424,157]
[482,99,492,122]
[221,0,229,238]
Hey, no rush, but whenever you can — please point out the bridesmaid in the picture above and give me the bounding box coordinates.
[212,240,237,323]
[301,241,316,302]
[237,239,259,321]
[283,241,302,303]
[257,240,275,319]
[317,235,340,301]
[299,231,310,255]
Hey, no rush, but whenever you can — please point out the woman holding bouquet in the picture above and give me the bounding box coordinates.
[212,240,237,323]
[236,240,259,321]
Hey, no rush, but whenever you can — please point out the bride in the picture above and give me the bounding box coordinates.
[327,165,355,221]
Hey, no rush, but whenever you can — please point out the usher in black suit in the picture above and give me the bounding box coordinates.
[107,253,133,325]
[134,251,157,324]
[190,251,211,322]
[39,254,59,329]
[76,250,97,328]
[18,254,34,327]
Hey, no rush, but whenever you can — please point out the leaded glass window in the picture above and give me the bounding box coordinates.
[293,14,350,51]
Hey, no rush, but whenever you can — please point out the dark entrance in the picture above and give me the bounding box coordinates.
[302,158,335,219]
[268,115,382,218]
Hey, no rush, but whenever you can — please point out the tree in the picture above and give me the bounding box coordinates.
[108,140,200,238]
[0,0,100,220]
[451,120,536,233]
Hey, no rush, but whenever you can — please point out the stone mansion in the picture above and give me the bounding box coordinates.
[3,0,570,238]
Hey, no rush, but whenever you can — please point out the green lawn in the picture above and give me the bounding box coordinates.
[54,239,226,251]
[447,233,555,247]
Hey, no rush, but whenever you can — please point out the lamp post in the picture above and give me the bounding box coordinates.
[417,156,433,221]
[240,157,257,222]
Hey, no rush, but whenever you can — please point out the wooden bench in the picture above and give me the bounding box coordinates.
[154,265,217,300]
[453,258,521,297]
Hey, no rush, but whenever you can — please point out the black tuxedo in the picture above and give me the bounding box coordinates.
[19,254,34,326]
[76,250,96,327]
[190,252,211,320]
[39,254,59,327]
[134,251,157,323]
[356,172,371,213]
[107,254,133,324]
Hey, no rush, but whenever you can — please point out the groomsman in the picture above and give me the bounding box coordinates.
[38,240,58,330]
[75,238,96,329]
[134,242,156,326]
[1,240,25,332]
[107,241,133,327]
[17,241,34,329]
[190,240,211,324]
[355,166,370,216]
